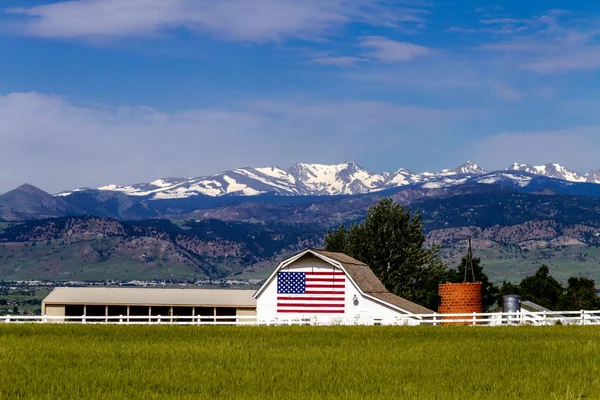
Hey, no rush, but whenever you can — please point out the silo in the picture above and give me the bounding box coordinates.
[438,282,483,324]
[502,295,521,313]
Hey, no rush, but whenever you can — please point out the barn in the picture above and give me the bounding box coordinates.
[42,287,256,321]
[254,249,433,324]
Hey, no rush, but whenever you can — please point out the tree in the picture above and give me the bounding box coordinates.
[324,198,447,310]
[498,281,521,298]
[559,277,600,311]
[445,256,498,311]
[518,265,564,310]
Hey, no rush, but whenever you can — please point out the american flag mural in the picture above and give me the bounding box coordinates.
[277,270,346,314]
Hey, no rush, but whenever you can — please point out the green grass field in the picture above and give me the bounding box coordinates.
[1,325,599,399]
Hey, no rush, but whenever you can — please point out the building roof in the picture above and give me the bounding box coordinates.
[369,292,435,315]
[309,249,367,266]
[521,300,551,312]
[42,287,257,308]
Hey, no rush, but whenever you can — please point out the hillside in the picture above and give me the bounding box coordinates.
[3,184,600,283]
[0,217,322,281]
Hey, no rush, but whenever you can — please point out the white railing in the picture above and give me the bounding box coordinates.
[0,315,258,325]
[2,310,600,326]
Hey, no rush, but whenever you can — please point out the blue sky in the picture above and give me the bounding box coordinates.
[2,0,600,192]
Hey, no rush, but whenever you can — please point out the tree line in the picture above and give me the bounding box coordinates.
[325,198,600,311]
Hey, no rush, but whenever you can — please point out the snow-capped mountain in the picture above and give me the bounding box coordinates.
[505,162,600,184]
[57,161,488,199]
[452,161,487,175]
[54,160,600,200]
[586,170,600,184]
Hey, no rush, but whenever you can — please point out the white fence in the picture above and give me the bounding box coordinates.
[3,310,600,326]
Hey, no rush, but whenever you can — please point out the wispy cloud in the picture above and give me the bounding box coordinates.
[307,55,367,68]
[0,92,473,192]
[5,0,426,43]
[471,126,600,172]
[480,18,522,25]
[359,35,431,62]
[477,10,600,73]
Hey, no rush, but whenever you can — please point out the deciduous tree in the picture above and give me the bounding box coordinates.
[559,277,600,311]
[324,198,447,310]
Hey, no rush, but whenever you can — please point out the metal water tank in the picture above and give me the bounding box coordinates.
[502,295,521,313]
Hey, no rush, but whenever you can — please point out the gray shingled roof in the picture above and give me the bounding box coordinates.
[43,287,256,308]
[521,300,551,312]
[310,249,434,314]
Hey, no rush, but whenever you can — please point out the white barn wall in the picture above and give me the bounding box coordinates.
[256,255,410,324]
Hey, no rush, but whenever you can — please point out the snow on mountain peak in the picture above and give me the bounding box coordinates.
[508,162,585,183]
[453,160,487,175]
[55,160,600,200]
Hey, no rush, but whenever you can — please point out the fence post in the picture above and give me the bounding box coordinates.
[581,310,586,326]
[6,315,9,324]
[542,310,547,326]
[433,313,437,326]
[119,314,123,324]
[472,312,476,326]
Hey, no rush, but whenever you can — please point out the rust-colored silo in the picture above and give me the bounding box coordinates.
[438,282,483,324]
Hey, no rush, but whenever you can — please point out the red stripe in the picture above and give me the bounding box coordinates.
[305,272,345,276]
[305,291,345,295]
[277,309,345,314]
[305,285,345,289]
[278,297,344,301]
[278,303,344,308]
[305,278,345,282]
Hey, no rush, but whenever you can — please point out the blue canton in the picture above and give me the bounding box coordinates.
[277,272,306,294]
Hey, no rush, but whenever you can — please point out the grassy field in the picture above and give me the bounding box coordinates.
[1,325,599,399]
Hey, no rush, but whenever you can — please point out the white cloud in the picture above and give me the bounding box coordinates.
[520,46,600,73]
[0,92,473,193]
[6,0,426,43]
[478,11,600,73]
[470,126,600,172]
[480,18,522,25]
[359,35,431,62]
[307,55,367,68]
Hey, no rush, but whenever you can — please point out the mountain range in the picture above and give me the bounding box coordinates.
[4,160,600,284]
[3,160,600,222]
[48,160,600,199]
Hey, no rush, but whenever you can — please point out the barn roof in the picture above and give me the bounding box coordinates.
[42,287,257,308]
[368,292,434,315]
[255,249,434,314]
[310,249,388,293]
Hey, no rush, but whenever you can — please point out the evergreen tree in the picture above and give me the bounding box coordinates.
[324,198,447,310]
